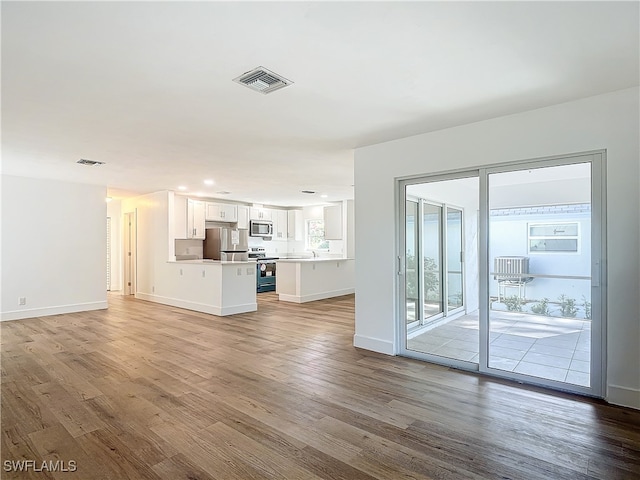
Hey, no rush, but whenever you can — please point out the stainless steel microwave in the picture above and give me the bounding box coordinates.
[249,220,273,238]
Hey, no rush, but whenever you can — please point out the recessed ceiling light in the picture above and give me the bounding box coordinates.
[301,190,316,194]
[204,179,214,186]
[178,186,187,191]
[320,194,328,198]
[216,191,231,195]
[105,197,113,202]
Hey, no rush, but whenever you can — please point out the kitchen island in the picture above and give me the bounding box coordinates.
[276,258,355,303]
[135,260,257,316]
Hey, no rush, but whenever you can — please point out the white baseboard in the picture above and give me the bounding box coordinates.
[607,384,640,410]
[135,292,257,317]
[353,334,395,355]
[0,301,108,322]
[278,288,355,304]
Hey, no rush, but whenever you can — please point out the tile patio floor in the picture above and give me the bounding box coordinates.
[407,310,591,387]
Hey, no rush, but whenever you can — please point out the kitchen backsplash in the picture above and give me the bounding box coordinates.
[175,239,204,258]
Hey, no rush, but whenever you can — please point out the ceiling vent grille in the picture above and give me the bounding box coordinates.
[77,159,105,166]
[233,67,293,94]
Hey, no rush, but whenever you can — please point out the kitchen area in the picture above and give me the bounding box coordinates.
[117,190,354,318]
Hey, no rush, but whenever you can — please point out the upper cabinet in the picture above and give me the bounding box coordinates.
[237,205,250,229]
[287,209,303,241]
[174,196,206,239]
[273,209,288,240]
[188,199,206,239]
[249,207,273,221]
[205,202,238,223]
[324,204,343,240]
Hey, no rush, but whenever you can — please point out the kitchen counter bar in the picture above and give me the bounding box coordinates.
[276,257,354,263]
[276,258,355,303]
[170,259,256,264]
[135,260,257,316]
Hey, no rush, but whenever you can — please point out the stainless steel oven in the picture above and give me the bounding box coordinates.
[249,247,278,293]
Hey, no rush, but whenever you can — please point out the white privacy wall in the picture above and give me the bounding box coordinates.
[0,175,108,320]
[354,87,640,409]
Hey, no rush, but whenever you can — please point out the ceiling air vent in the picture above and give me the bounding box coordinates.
[233,66,293,95]
[77,159,105,166]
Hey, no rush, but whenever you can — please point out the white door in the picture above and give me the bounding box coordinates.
[123,211,136,295]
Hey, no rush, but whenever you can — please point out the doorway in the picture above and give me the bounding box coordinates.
[398,151,606,396]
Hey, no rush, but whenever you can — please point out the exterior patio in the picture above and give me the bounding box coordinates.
[407,310,591,387]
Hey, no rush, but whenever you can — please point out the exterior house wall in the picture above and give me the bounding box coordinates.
[490,207,591,306]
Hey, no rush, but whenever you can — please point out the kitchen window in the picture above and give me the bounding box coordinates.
[306,219,329,251]
[528,222,579,253]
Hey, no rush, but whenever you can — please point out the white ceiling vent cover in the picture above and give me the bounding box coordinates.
[233,67,293,95]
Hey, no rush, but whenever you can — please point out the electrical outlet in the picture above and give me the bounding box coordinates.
[152,286,155,293]
[247,267,254,275]
[202,270,205,278]
[237,268,242,276]
[180,268,183,275]
[18,297,26,306]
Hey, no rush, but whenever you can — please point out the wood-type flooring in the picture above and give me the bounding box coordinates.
[2,292,640,479]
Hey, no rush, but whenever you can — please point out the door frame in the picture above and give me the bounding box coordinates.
[396,150,607,398]
[397,171,480,371]
[478,151,606,397]
[123,211,137,296]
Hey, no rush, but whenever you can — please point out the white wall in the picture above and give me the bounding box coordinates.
[354,87,640,409]
[1,175,108,320]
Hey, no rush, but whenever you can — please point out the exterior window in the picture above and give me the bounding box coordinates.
[528,222,579,253]
[306,219,329,250]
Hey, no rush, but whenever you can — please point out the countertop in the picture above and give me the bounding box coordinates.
[276,257,354,263]
[169,259,256,265]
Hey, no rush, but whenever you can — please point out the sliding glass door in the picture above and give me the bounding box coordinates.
[403,180,475,365]
[446,207,464,314]
[398,151,605,397]
[422,202,444,322]
[483,160,600,391]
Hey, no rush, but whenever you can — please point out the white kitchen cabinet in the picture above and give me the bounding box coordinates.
[237,205,249,229]
[187,199,206,239]
[205,202,238,222]
[249,207,273,221]
[273,209,288,240]
[324,204,342,240]
[287,209,303,240]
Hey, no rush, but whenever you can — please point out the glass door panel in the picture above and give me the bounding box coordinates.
[404,177,478,365]
[487,162,592,387]
[422,203,443,323]
[406,200,420,328]
[446,207,464,312]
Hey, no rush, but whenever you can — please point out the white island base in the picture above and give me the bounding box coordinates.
[276,258,355,303]
[136,260,257,316]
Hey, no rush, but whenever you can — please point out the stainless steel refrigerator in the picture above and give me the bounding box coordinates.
[203,227,249,261]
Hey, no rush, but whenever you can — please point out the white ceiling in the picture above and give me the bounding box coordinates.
[2,1,638,207]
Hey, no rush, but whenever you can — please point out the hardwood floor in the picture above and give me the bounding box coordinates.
[2,292,639,479]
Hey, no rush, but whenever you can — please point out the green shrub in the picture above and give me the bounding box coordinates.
[503,295,523,312]
[582,295,591,320]
[531,298,551,316]
[558,294,578,318]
